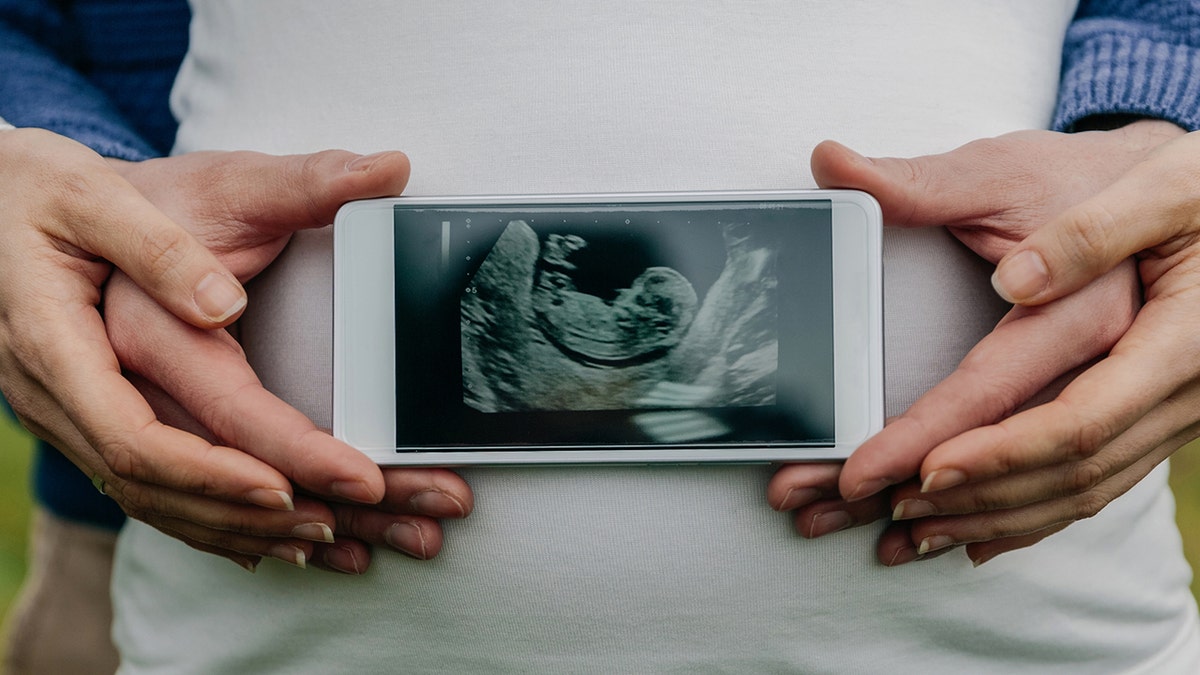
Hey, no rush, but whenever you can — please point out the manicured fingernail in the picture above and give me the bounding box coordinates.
[921,469,968,493]
[409,489,467,517]
[892,499,937,521]
[268,544,307,569]
[806,510,853,538]
[291,522,335,543]
[323,545,365,575]
[776,487,822,512]
[194,272,247,323]
[345,151,391,172]
[331,479,381,505]
[992,250,1048,303]
[385,522,428,559]
[246,488,295,511]
[918,535,955,556]
[847,478,891,502]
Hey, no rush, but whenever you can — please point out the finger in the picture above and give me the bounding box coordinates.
[876,522,959,566]
[331,506,445,560]
[110,480,336,542]
[373,467,474,518]
[963,526,1067,567]
[3,130,249,328]
[767,462,843,511]
[888,351,1183,520]
[907,429,1180,556]
[183,148,412,235]
[167,537,262,574]
[919,311,1190,491]
[310,539,372,575]
[106,274,385,504]
[991,137,1200,305]
[793,493,892,539]
[811,138,1028,229]
[7,300,295,510]
[839,265,1136,502]
[155,516,314,569]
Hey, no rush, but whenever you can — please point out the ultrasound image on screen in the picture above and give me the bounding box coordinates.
[393,201,833,449]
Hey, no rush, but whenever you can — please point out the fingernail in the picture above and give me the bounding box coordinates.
[331,479,381,505]
[246,488,295,511]
[409,489,467,518]
[229,556,259,573]
[776,487,822,512]
[268,544,307,569]
[992,250,1048,303]
[892,499,937,521]
[921,469,968,493]
[385,522,428,559]
[886,545,920,567]
[345,151,391,172]
[971,552,997,568]
[847,478,891,502]
[806,510,853,538]
[323,545,365,575]
[291,522,335,543]
[918,535,955,556]
[193,272,247,323]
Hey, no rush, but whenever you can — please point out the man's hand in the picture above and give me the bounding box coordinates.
[0,128,471,572]
[102,148,474,572]
[766,121,1187,564]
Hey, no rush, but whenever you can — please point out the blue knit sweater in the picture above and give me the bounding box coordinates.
[1,0,1198,529]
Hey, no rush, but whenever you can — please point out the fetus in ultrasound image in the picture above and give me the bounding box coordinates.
[460,217,778,413]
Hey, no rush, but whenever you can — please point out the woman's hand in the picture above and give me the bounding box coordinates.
[891,129,1200,566]
[767,121,1187,564]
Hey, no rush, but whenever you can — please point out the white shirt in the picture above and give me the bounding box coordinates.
[112,2,1200,672]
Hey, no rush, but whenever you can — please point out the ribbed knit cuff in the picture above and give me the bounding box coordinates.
[1054,31,1200,132]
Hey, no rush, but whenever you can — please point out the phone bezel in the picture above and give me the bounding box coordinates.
[333,190,883,465]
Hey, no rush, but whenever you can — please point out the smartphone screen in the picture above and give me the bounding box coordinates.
[388,200,836,452]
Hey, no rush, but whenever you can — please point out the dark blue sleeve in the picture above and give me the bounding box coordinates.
[1055,0,1200,131]
[0,0,188,530]
[0,0,189,159]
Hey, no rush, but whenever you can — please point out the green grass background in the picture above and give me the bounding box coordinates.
[0,412,1197,648]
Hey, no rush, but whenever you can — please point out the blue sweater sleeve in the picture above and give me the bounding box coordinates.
[1055,0,1200,131]
[0,0,188,159]
[0,0,189,530]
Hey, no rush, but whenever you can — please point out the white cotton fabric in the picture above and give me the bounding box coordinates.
[112,2,1200,672]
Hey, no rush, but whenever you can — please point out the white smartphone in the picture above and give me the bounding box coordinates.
[333,190,883,465]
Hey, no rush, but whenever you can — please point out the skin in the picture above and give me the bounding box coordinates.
[0,129,472,573]
[766,120,1191,566]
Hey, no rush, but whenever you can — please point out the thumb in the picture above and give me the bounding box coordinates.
[989,142,1196,305]
[811,139,998,228]
[5,129,251,329]
[212,149,412,233]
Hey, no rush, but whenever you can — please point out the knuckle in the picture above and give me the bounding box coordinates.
[136,226,192,282]
[116,482,154,520]
[1070,490,1110,521]
[1063,459,1107,493]
[1057,203,1117,267]
[333,505,368,539]
[1067,413,1113,461]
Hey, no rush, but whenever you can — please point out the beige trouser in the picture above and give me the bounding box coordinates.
[2,508,119,675]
